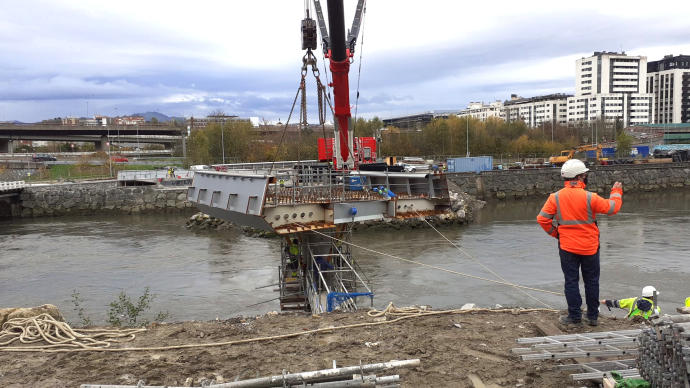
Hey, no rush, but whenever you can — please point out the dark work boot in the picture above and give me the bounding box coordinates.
[584,317,598,327]
[559,315,583,327]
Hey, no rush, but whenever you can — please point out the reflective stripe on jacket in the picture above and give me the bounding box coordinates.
[537,181,622,255]
[613,297,660,319]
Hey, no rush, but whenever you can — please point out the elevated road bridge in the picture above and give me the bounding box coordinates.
[0,124,183,153]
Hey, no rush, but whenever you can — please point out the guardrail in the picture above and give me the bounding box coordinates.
[0,180,26,191]
[117,169,194,181]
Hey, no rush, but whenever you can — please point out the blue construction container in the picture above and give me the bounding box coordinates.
[602,147,616,158]
[446,156,493,173]
[632,146,649,157]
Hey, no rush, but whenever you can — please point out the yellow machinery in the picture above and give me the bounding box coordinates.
[549,144,607,166]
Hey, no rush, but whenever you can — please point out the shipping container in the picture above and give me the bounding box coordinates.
[446,156,493,173]
[602,147,616,157]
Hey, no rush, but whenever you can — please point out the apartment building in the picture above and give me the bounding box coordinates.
[457,101,504,121]
[568,51,653,126]
[503,93,570,127]
[647,55,690,123]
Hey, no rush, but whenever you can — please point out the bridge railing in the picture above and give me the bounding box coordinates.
[0,180,26,191]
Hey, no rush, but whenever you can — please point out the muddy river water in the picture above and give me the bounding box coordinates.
[1,190,688,323]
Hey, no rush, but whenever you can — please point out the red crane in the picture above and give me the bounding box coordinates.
[303,0,366,170]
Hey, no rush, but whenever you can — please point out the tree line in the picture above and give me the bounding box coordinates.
[185,116,634,165]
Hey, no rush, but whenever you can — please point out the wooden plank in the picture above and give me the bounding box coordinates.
[676,306,690,314]
[603,375,616,388]
[467,374,487,388]
[534,320,563,337]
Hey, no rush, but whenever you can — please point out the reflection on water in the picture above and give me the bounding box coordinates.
[1,189,688,323]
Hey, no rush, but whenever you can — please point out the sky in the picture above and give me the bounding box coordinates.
[1,0,690,123]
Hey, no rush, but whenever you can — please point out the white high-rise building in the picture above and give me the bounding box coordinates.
[457,101,504,121]
[647,55,690,123]
[568,51,654,126]
[503,94,570,127]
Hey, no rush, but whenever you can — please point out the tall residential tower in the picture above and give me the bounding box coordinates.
[567,51,654,126]
[647,55,690,123]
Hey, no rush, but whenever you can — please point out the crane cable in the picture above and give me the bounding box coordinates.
[268,56,312,175]
[352,0,366,130]
[297,223,564,298]
[413,212,556,308]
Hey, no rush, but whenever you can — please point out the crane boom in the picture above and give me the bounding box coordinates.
[325,0,354,168]
[347,0,365,54]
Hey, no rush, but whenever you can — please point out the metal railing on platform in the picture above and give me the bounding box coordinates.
[303,231,373,315]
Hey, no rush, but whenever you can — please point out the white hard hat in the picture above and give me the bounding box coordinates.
[642,286,658,298]
[561,159,589,179]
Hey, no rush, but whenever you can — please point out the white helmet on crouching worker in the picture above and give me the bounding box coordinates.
[561,159,589,179]
[642,286,659,298]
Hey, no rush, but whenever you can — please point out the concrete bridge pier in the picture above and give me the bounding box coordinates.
[95,135,108,151]
[0,139,15,154]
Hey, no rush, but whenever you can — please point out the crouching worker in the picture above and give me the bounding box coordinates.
[600,286,661,320]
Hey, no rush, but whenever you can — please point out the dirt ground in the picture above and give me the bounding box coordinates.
[0,308,641,388]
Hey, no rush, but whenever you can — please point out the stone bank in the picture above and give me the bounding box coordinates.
[12,181,193,217]
[447,162,690,200]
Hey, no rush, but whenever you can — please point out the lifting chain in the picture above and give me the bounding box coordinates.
[301,49,334,138]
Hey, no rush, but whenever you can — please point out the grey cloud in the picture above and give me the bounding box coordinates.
[1,3,688,122]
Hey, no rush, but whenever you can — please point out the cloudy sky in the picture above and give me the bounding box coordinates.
[1,0,690,122]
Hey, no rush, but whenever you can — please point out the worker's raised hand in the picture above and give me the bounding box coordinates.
[612,181,622,190]
[600,299,607,305]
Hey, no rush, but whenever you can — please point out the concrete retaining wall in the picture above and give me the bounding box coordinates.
[447,162,690,200]
[13,181,193,217]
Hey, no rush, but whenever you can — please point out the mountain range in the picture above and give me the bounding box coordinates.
[130,112,186,123]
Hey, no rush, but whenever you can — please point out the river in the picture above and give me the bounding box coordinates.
[1,190,688,323]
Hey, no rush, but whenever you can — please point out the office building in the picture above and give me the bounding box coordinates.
[647,54,690,123]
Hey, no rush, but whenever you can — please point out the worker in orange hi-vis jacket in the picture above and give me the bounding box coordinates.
[537,159,623,327]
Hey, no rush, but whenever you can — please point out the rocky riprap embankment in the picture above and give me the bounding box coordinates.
[185,213,276,237]
[185,190,484,235]
[16,183,193,217]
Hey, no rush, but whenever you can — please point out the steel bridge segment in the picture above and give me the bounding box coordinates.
[187,168,451,234]
[187,166,450,314]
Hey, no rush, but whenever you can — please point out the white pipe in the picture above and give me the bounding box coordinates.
[209,359,419,388]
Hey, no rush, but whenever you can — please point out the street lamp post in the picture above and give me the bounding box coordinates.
[182,125,190,160]
[220,121,226,164]
[466,117,469,157]
[107,140,113,177]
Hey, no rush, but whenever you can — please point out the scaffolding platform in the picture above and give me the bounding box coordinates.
[278,227,373,315]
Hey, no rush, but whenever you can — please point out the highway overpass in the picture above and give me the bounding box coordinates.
[0,123,183,153]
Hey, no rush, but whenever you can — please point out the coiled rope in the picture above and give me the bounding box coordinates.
[0,313,145,351]
[0,306,558,353]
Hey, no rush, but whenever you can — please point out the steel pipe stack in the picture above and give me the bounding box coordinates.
[637,315,690,388]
